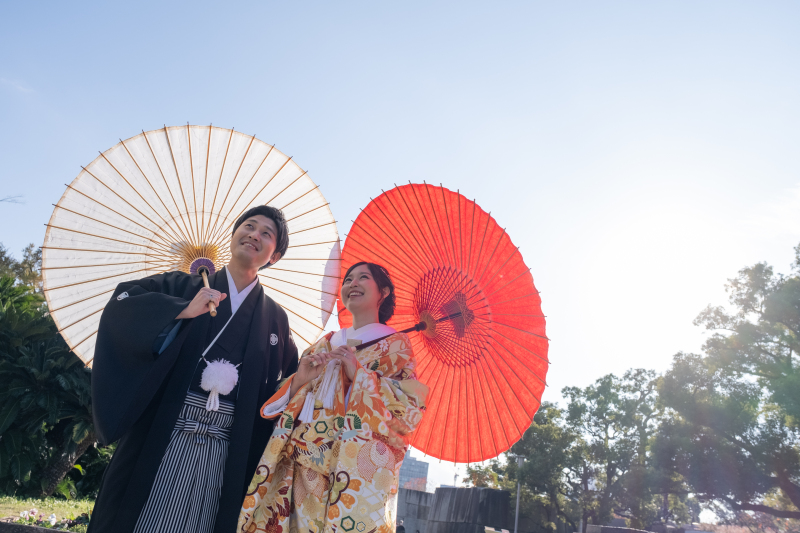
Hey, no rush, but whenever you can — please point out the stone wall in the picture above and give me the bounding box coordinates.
[397,486,510,533]
[397,488,434,533]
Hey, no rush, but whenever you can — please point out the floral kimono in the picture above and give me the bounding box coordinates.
[238,326,429,533]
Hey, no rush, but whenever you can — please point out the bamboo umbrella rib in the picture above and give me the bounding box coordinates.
[280,304,327,331]
[259,281,330,313]
[284,202,330,224]
[439,364,457,458]
[343,236,420,286]
[475,354,515,453]
[277,184,319,212]
[467,361,486,460]
[49,288,114,313]
[491,338,547,390]
[200,124,212,244]
[405,183,447,266]
[268,266,340,279]
[423,183,453,267]
[475,228,508,287]
[45,224,152,250]
[186,124,201,245]
[358,207,425,270]
[141,130,197,247]
[473,210,491,278]
[258,275,339,298]
[489,328,549,362]
[163,126,200,247]
[289,327,313,348]
[398,183,444,268]
[97,151,185,248]
[486,292,541,310]
[439,184,458,270]
[57,306,105,333]
[80,166,182,246]
[204,142,274,244]
[483,268,532,300]
[71,329,98,350]
[206,128,236,242]
[480,347,524,440]
[41,246,168,261]
[456,192,463,272]
[47,267,152,291]
[204,134,257,242]
[467,199,477,275]
[263,171,308,207]
[41,260,166,271]
[380,190,436,270]
[484,343,535,426]
[206,155,292,244]
[118,139,192,246]
[286,240,341,249]
[492,320,549,341]
[50,204,176,256]
[288,221,337,236]
[477,245,519,290]
[389,186,435,268]
[491,313,546,318]
[62,183,167,243]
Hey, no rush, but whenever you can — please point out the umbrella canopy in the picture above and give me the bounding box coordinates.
[43,125,341,365]
[338,183,548,463]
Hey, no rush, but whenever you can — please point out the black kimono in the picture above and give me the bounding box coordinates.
[88,268,298,533]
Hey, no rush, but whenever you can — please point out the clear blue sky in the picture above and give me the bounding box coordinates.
[2,1,800,487]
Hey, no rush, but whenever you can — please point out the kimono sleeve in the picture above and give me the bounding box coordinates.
[97,273,192,360]
[351,334,429,439]
[92,271,194,444]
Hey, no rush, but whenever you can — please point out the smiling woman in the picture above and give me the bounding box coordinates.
[239,261,428,533]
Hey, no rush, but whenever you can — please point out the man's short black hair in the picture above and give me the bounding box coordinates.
[232,205,289,270]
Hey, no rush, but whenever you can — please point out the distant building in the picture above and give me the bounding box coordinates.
[399,450,429,491]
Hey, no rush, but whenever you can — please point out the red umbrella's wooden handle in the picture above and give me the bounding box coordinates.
[199,269,217,317]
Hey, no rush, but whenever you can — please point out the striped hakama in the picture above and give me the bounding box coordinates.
[133,391,235,533]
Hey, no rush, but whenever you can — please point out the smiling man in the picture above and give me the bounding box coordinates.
[88,205,299,533]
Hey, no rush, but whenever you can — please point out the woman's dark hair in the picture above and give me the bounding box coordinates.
[232,205,289,270]
[343,262,396,324]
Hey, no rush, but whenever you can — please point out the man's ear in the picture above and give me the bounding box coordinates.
[268,252,282,266]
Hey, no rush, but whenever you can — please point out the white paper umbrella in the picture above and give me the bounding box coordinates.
[42,125,341,365]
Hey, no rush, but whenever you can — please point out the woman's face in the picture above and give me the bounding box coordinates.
[341,264,389,316]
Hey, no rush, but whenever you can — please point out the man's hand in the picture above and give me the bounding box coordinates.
[176,288,227,319]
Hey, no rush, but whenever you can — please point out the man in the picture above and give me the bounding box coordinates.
[88,205,298,533]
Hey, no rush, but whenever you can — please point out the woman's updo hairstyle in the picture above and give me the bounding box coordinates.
[343,261,396,324]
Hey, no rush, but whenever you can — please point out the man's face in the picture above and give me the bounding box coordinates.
[230,214,281,270]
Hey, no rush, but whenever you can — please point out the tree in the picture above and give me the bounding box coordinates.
[0,243,103,498]
[563,370,662,528]
[656,257,800,520]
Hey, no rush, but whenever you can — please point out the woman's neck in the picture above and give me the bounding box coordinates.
[350,309,380,331]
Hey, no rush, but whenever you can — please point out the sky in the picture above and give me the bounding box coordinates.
[2,1,800,494]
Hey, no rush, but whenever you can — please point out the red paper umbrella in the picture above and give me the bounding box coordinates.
[338,183,548,463]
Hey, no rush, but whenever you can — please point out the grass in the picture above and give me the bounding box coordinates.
[0,496,94,522]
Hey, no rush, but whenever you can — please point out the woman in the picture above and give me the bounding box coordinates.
[239,262,429,533]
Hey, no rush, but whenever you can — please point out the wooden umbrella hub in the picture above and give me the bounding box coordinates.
[412,267,489,366]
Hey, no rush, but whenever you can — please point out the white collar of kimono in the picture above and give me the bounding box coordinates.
[330,322,396,348]
[224,267,259,315]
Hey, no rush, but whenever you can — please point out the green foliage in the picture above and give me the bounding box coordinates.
[0,243,110,499]
[655,257,800,520]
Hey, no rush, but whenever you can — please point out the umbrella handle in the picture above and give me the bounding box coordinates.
[197,267,217,317]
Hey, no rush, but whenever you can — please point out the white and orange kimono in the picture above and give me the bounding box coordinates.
[238,324,429,533]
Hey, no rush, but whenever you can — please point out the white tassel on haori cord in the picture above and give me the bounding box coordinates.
[200,359,240,411]
[298,360,341,422]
